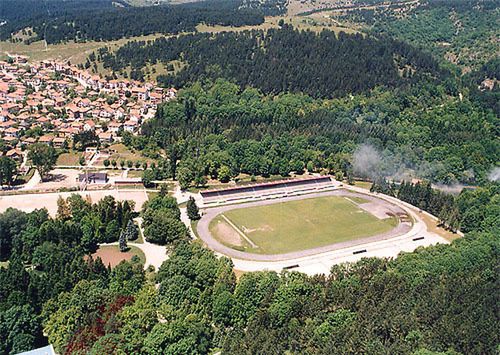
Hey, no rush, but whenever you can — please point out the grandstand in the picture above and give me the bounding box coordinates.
[200,176,336,206]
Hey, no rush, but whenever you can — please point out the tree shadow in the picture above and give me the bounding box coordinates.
[47,173,67,182]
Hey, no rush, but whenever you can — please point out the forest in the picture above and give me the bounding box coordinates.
[0,0,121,22]
[131,78,499,187]
[0,0,264,43]
[96,26,444,98]
[0,180,498,354]
[333,0,499,70]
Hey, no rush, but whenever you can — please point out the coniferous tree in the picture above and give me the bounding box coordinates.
[124,219,139,241]
[119,230,128,252]
[186,196,200,221]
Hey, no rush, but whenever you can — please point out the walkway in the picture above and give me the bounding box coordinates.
[21,170,41,190]
[100,217,168,271]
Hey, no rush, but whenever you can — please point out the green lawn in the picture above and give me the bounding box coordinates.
[346,196,370,204]
[354,181,373,190]
[126,170,144,178]
[108,143,152,165]
[213,196,397,254]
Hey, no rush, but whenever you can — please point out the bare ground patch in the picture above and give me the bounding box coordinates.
[91,245,145,268]
[213,219,244,247]
[357,201,400,220]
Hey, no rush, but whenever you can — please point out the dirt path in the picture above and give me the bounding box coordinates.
[221,214,258,248]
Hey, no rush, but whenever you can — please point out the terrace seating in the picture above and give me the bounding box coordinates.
[201,176,335,205]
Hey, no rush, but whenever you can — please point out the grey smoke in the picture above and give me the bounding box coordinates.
[352,144,417,181]
[352,144,383,179]
[352,144,492,186]
[488,167,500,182]
[432,183,467,195]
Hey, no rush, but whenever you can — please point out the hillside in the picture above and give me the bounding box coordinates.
[324,0,500,71]
[95,26,444,98]
[0,0,265,44]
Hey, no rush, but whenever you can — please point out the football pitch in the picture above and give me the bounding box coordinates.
[209,195,398,254]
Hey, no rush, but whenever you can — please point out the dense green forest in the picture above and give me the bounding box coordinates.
[332,0,499,70]
[96,26,444,97]
[1,183,498,354]
[0,0,121,22]
[130,78,499,186]
[463,58,500,115]
[0,0,264,43]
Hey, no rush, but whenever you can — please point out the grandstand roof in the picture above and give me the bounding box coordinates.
[200,175,332,199]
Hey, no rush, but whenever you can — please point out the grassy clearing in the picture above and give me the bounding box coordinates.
[190,220,200,239]
[127,170,144,178]
[197,16,361,35]
[104,169,125,177]
[354,181,373,190]
[108,143,150,164]
[57,152,82,166]
[0,261,10,269]
[0,33,166,65]
[212,195,397,254]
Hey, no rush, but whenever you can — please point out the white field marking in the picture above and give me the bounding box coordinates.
[221,214,258,249]
[344,197,359,205]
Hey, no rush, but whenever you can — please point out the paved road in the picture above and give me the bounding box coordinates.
[231,228,445,275]
[21,170,41,190]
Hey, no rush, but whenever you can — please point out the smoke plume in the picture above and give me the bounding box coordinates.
[488,167,500,182]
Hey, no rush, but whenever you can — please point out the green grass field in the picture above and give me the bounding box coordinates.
[210,196,397,254]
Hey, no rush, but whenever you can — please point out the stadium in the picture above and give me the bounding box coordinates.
[196,176,417,262]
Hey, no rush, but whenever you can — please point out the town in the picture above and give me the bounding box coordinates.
[0,54,176,184]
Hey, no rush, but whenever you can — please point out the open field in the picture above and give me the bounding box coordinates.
[126,170,144,178]
[94,144,153,168]
[209,195,397,254]
[0,33,165,65]
[197,15,360,35]
[56,152,82,166]
[107,143,150,164]
[92,245,146,268]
